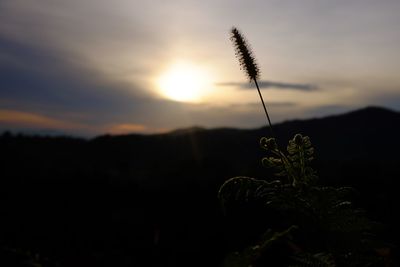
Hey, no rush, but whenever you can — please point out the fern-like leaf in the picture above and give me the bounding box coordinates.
[289,252,336,267]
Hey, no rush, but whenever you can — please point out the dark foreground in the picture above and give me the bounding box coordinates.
[1,107,400,266]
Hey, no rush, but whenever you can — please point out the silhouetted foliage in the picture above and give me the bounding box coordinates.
[219,134,394,266]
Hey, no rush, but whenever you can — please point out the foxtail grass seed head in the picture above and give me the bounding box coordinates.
[230,27,260,81]
[230,26,274,137]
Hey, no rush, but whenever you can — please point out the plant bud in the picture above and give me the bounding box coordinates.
[293,134,303,146]
[261,137,277,150]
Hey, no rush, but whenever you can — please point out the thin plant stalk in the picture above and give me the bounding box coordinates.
[230,27,274,137]
[254,79,274,137]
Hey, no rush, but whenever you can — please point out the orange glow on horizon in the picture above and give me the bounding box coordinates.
[0,109,84,130]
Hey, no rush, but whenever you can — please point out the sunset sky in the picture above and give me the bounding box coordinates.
[1,0,400,136]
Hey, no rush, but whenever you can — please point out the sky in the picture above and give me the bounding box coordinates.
[1,0,400,136]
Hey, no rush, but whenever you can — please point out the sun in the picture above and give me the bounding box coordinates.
[157,62,211,102]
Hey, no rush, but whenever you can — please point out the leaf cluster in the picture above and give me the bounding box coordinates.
[260,134,317,188]
[218,134,389,267]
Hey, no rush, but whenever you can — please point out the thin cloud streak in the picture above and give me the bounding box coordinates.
[0,109,90,131]
[228,102,296,108]
[216,81,318,91]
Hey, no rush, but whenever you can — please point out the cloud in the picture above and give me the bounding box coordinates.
[171,101,300,130]
[229,102,297,108]
[216,80,319,91]
[0,32,309,136]
[0,33,282,135]
[3,1,398,136]
[0,34,163,133]
[0,109,89,131]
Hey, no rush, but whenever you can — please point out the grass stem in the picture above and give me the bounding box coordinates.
[253,79,274,137]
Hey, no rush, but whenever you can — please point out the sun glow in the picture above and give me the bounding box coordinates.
[157,62,212,102]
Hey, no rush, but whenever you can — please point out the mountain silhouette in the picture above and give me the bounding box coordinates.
[2,105,400,193]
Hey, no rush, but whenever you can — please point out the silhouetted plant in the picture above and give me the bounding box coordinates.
[219,27,390,267]
[219,135,388,266]
[230,27,274,137]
